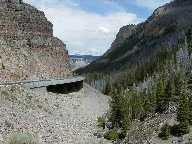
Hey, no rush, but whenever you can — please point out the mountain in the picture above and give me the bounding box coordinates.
[70,55,99,71]
[70,55,99,64]
[78,0,192,74]
[0,0,71,82]
[77,0,192,143]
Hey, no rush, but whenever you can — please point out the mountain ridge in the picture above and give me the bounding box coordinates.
[78,0,192,74]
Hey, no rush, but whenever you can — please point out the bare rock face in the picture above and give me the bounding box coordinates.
[0,0,71,82]
[104,24,136,56]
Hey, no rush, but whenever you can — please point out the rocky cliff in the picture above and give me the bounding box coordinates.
[0,0,71,82]
[78,0,192,73]
[104,24,136,56]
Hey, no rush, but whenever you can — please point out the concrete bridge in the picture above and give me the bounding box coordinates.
[0,76,85,94]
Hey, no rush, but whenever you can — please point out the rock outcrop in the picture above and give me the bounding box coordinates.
[104,24,136,56]
[0,0,71,82]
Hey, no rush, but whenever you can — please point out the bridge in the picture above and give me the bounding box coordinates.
[0,76,85,94]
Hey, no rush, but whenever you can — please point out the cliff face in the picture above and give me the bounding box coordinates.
[104,24,136,56]
[78,0,192,73]
[0,0,71,82]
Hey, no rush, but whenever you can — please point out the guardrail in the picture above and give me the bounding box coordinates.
[0,76,85,89]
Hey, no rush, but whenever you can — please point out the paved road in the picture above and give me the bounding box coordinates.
[0,76,85,89]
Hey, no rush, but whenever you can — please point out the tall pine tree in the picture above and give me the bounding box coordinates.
[156,79,166,113]
[177,79,190,135]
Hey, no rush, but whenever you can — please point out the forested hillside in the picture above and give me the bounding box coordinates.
[77,0,192,143]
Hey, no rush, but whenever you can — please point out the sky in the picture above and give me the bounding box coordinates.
[23,0,172,56]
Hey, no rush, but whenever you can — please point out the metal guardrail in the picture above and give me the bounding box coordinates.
[0,76,85,89]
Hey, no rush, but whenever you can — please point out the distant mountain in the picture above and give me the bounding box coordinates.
[70,55,99,63]
[70,55,100,71]
[78,0,192,74]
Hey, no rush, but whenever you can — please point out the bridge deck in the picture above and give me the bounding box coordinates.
[0,76,85,89]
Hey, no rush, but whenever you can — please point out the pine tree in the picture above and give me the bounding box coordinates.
[121,91,132,131]
[189,96,192,125]
[149,83,158,113]
[158,123,170,140]
[141,88,156,120]
[110,89,124,128]
[177,80,190,135]
[164,79,174,111]
[188,74,192,90]
[104,80,112,95]
[156,79,166,113]
[175,72,185,101]
[186,28,192,55]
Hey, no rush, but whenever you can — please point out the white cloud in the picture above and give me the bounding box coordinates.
[23,0,140,55]
[99,26,111,34]
[135,0,172,9]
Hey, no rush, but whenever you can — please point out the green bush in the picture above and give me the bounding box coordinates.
[104,129,119,141]
[158,123,170,140]
[8,132,38,144]
[118,130,127,140]
[171,124,190,137]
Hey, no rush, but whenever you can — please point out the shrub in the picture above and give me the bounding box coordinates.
[171,124,189,137]
[118,130,127,140]
[8,132,38,144]
[103,129,119,141]
[158,123,170,140]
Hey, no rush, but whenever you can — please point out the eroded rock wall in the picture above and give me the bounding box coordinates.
[0,1,71,82]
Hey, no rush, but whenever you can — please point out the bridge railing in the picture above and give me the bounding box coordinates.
[0,76,85,89]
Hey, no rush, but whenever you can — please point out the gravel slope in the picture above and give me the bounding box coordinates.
[0,84,109,144]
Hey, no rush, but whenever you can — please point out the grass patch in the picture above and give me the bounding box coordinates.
[97,117,105,129]
[104,129,119,141]
[8,132,38,144]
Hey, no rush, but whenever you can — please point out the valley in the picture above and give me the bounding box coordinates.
[1,0,192,143]
[77,0,192,143]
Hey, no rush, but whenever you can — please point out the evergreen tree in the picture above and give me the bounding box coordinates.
[141,88,156,120]
[149,83,158,113]
[158,123,170,140]
[130,90,142,119]
[104,80,112,95]
[121,91,132,131]
[164,79,175,111]
[188,74,192,125]
[175,72,185,101]
[155,79,166,113]
[188,74,192,90]
[110,89,124,128]
[177,80,190,135]
[186,28,192,55]
[189,95,192,125]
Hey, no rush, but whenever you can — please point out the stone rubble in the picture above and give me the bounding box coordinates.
[0,84,109,144]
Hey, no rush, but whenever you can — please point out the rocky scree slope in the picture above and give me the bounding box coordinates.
[0,84,109,144]
[0,0,71,82]
[78,0,192,73]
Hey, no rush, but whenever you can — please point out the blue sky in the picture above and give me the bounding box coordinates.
[24,0,172,56]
